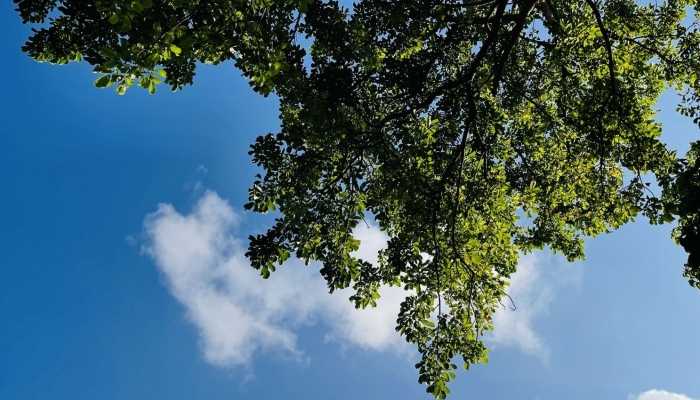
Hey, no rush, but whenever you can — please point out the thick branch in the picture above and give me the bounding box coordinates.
[585,0,619,101]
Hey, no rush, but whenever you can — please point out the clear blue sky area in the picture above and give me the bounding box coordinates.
[1,4,699,400]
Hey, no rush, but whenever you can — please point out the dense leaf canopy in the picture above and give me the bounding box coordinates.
[14,0,700,397]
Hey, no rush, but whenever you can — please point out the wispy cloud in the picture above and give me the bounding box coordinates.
[144,192,303,365]
[142,190,568,367]
[633,390,696,400]
[488,253,581,361]
[323,222,409,352]
[142,191,406,366]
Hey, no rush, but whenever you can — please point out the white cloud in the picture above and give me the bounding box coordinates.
[324,222,409,352]
[325,284,408,352]
[144,192,308,365]
[488,253,581,361]
[142,190,569,367]
[143,191,406,366]
[634,390,695,400]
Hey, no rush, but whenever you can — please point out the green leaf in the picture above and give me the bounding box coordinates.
[131,1,144,13]
[169,44,182,56]
[94,75,112,88]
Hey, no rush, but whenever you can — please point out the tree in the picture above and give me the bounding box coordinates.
[13,0,700,397]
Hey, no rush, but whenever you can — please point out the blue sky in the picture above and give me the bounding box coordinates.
[2,3,700,400]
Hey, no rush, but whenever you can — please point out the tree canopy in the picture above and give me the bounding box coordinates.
[14,0,700,397]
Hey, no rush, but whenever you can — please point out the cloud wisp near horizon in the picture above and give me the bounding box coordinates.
[141,189,576,369]
[633,389,696,400]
